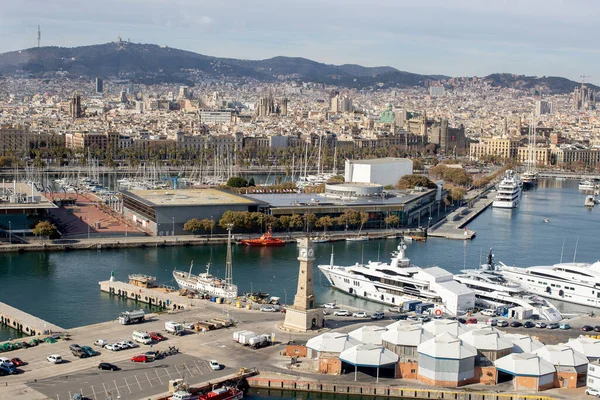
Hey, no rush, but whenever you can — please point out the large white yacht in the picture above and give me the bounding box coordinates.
[453,250,562,322]
[317,242,475,315]
[499,259,600,308]
[493,170,523,208]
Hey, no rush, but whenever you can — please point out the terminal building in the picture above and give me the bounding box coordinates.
[344,158,413,187]
[121,188,264,236]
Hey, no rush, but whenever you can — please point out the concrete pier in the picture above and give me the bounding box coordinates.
[428,196,493,240]
[0,301,63,336]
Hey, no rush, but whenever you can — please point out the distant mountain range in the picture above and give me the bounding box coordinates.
[0,42,595,93]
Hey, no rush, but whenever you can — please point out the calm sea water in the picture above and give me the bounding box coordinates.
[0,178,598,341]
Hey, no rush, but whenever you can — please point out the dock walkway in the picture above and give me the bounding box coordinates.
[0,301,63,336]
[428,196,494,240]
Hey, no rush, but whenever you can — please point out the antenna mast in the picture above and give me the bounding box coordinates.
[37,25,41,48]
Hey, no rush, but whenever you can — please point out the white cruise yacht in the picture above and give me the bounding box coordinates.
[493,170,523,208]
[499,259,600,308]
[579,179,595,191]
[317,242,475,315]
[454,250,562,322]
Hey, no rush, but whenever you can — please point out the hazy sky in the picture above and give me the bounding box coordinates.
[1,0,598,83]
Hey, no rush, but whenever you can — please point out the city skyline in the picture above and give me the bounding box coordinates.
[1,0,599,84]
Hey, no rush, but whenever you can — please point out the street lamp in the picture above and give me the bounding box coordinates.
[172,216,175,236]
[250,282,253,296]
[210,215,213,239]
[8,221,11,244]
[283,288,287,306]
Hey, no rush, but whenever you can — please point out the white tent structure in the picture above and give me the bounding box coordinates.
[339,344,399,382]
[564,336,600,361]
[306,332,362,358]
[348,325,387,345]
[422,319,470,336]
[504,333,544,353]
[495,352,556,388]
[533,345,588,370]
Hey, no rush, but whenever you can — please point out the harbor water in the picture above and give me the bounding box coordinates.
[0,178,598,341]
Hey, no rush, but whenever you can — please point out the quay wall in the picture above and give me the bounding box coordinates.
[0,301,63,336]
[247,375,556,400]
[99,280,196,311]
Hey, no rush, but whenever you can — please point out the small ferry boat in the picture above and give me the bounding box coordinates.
[579,179,595,191]
[346,236,368,242]
[241,229,285,246]
[169,386,243,400]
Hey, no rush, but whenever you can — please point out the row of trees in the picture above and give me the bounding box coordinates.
[428,164,473,187]
[183,209,402,235]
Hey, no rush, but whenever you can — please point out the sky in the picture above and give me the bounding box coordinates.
[1,0,599,84]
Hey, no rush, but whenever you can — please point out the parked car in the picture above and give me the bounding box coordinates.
[466,318,478,324]
[209,360,221,371]
[104,343,120,351]
[457,318,467,324]
[586,388,600,397]
[523,321,535,328]
[334,310,349,316]
[547,322,560,329]
[535,322,547,329]
[149,332,166,342]
[594,326,600,333]
[417,315,431,323]
[81,346,96,357]
[486,318,498,326]
[391,314,408,321]
[560,323,571,330]
[10,358,25,367]
[47,355,63,364]
[0,368,8,376]
[510,321,522,328]
[371,311,385,320]
[144,351,159,361]
[323,303,338,309]
[0,363,16,375]
[352,311,368,318]
[496,320,509,327]
[260,306,277,312]
[388,307,402,313]
[583,325,594,332]
[122,340,138,349]
[94,339,108,347]
[98,362,119,371]
[130,354,148,363]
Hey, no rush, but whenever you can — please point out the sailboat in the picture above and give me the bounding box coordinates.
[522,114,538,187]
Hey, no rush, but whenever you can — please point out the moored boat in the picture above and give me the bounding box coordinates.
[241,229,285,246]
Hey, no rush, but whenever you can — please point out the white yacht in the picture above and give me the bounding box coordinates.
[579,180,595,191]
[317,242,475,315]
[493,170,523,208]
[454,250,562,322]
[173,229,237,298]
[499,259,600,308]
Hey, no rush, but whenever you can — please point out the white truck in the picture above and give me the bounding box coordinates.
[118,309,146,325]
[165,321,184,335]
[237,331,257,346]
[249,334,271,349]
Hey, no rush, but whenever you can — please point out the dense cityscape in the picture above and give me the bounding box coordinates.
[2,6,600,400]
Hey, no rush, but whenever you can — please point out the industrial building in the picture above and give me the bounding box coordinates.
[344,157,413,187]
[495,353,556,391]
[121,188,264,236]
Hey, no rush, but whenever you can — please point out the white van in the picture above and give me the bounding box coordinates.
[481,309,497,317]
[132,330,152,345]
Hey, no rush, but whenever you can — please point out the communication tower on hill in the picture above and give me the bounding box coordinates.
[37,25,41,48]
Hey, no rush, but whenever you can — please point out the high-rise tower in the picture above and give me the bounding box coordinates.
[282,238,324,332]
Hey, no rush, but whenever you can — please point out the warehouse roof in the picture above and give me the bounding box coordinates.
[306,333,362,354]
[495,353,556,377]
[459,328,513,351]
[381,323,434,347]
[123,188,262,207]
[347,157,412,165]
[504,333,544,353]
[418,332,477,360]
[422,320,470,337]
[564,336,600,360]
[533,344,588,367]
[348,325,387,345]
[340,344,399,367]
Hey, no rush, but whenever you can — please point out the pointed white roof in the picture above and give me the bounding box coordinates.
[564,336,600,360]
[381,323,434,347]
[422,319,470,336]
[417,332,477,360]
[348,325,387,345]
[306,332,362,353]
[533,344,588,367]
[459,328,513,351]
[504,333,544,353]
[495,353,556,376]
[340,344,399,367]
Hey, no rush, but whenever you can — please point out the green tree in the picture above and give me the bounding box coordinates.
[248,177,256,187]
[0,156,12,167]
[226,176,248,188]
[199,218,216,234]
[385,215,400,228]
[303,213,317,232]
[449,187,467,202]
[315,216,334,234]
[183,218,203,235]
[396,175,437,190]
[33,221,57,240]
[289,214,304,232]
[327,175,345,183]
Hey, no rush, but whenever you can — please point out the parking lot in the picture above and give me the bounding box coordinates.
[27,353,232,400]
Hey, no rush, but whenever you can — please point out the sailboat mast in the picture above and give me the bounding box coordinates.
[225,224,234,288]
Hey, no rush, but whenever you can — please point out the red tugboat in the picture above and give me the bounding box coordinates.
[169,386,243,400]
[241,229,285,247]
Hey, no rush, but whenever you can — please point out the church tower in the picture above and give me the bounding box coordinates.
[282,238,324,332]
